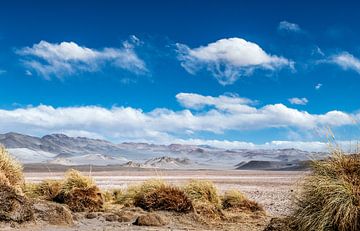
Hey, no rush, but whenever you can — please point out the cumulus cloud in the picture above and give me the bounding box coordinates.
[288,97,308,105]
[278,21,302,33]
[16,37,147,79]
[177,38,294,85]
[0,93,355,149]
[329,52,360,74]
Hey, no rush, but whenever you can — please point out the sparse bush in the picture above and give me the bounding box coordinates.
[292,150,360,231]
[184,180,220,206]
[134,185,193,212]
[0,146,24,190]
[222,189,264,212]
[54,169,104,212]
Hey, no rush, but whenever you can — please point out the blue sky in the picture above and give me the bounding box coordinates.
[0,0,359,151]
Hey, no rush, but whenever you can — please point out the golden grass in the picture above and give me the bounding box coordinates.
[222,189,264,212]
[116,179,166,206]
[53,169,104,212]
[134,185,193,212]
[183,180,220,206]
[26,180,63,200]
[0,146,24,189]
[292,150,360,231]
[0,171,10,186]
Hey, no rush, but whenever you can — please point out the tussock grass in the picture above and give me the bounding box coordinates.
[292,150,360,231]
[26,180,63,200]
[134,185,193,212]
[0,146,24,189]
[222,189,264,212]
[54,169,104,212]
[184,180,220,206]
[116,179,166,206]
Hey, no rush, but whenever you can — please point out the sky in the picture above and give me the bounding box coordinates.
[0,0,360,151]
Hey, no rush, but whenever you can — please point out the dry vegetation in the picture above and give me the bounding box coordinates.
[291,150,360,231]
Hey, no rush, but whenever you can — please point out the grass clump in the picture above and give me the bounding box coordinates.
[134,185,193,212]
[183,180,223,221]
[116,179,166,207]
[184,180,220,206]
[222,189,264,212]
[54,169,104,212]
[292,150,360,231]
[26,180,63,200]
[0,146,24,190]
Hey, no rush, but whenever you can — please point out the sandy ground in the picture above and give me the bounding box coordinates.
[25,169,307,216]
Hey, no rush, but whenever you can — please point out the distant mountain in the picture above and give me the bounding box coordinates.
[0,132,328,169]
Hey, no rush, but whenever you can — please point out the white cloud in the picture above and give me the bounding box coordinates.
[177,38,294,85]
[329,52,360,74]
[0,93,355,149]
[288,97,308,105]
[17,38,147,79]
[176,93,255,112]
[315,83,322,90]
[278,21,302,33]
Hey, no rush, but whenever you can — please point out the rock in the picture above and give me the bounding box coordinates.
[117,211,136,222]
[133,213,167,226]
[32,199,73,225]
[104,213,118,222]
[85,212,97,219]
[0,184,34,223]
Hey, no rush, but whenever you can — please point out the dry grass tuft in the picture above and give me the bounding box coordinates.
[292,150,360,231]
[0,146,24,189]
[26,180,63,200]
[134,185,193,212]
[54,169,104,212]
[184,180,220,206]
[116,179,166,206]
[222,189,264,212]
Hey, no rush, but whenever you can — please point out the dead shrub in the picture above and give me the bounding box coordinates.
[292,150,360,231]
[134,185,193,212]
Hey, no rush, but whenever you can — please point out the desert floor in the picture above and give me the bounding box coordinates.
[24,168,307,217]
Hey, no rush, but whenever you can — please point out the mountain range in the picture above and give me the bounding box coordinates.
[0,132,327,170]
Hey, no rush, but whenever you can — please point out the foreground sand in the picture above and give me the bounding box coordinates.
[24,168,306,216]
